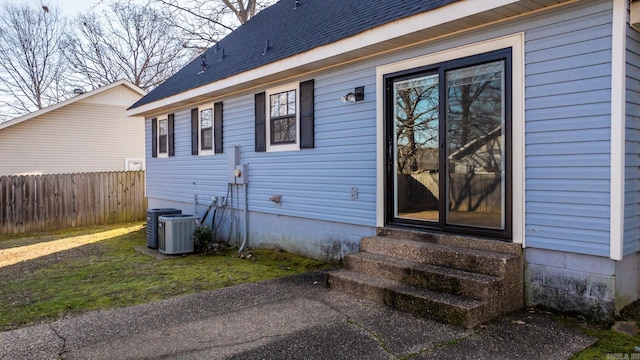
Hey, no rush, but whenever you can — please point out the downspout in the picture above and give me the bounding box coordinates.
[234,163,248,254]
[239,180,248,253]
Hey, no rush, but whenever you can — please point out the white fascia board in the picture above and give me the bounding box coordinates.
[1,80,144,130]
[127,0,519,117]
[610,0,626,261]
[119,81,147,97]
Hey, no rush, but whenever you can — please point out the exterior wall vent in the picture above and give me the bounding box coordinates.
[158,214,200,255]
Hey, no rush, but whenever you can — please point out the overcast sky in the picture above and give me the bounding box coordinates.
[53,0,102,15]
[0,0,107,16]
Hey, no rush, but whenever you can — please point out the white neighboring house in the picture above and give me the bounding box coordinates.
[0,80,146,176]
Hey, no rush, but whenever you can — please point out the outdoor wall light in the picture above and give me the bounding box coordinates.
[341,86,364,103]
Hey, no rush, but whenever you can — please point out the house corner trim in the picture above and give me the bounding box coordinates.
[610,0,627,260]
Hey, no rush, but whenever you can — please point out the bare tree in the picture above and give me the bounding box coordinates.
[153,0,275,50]
[394,77,439,174]
[61,1,190,92]
[0,2,68,120]
[221,0,258,24]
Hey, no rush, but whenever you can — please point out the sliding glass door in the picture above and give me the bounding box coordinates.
[386,48,511,238]
[392,72,441,223]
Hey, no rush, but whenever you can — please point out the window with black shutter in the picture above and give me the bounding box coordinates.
[255,92,266,152]
[191,108,199,155]
[168,114,175,157]
[191,103,223,156]
[214,102,223,154]
[151,117,158,158]
[255,79,314,152]
[153,114,174,158]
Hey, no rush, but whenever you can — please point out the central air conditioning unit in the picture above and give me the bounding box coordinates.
[146,208,182,249]
[158,214,200,255]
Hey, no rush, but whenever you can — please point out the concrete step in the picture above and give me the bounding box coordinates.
[327,269,490,328]
[377,227,522,256]
[344,251,501,301]
[361,236,520,277]
[328,231,524,328]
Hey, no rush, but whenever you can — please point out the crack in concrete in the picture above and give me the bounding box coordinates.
[401,328,483,359]
[347,319,399,359]
[313,293,486,360]
[312,295,400,358]
[199,333,291,349]
[150,333,292,359]
[49,324,68,359]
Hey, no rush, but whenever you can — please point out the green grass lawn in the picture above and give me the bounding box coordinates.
[0,222,333,331]
[565,307,640,359]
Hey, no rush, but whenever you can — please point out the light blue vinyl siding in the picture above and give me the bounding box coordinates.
[524,0,613,257]
[145,111,230,205]
[144,0,618,257]
[625,20,640,255]
[146,64,379,227]
[244,66,378,226]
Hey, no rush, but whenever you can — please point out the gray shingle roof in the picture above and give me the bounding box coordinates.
[130,0,459,109]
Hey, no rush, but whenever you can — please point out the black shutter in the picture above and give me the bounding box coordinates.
[255,92,266,152]
[214,102,223,154]
[191,108,198,155]
[168,113,175,157]
[299,79,314,149]
[151,118,157,158]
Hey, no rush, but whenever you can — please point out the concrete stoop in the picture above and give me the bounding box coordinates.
[327,228,524,328]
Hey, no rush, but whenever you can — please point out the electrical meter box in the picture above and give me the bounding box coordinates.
[227,145,247,184]
[234,164,247,184]
[227,146,239,183]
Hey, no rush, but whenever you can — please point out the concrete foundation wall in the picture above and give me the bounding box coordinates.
[148,197,374,262]
[615,253,640,310]
[525,248,640,319]
[245,212,373,262]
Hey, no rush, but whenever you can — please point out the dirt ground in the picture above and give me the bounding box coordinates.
[0,225,141,280]
[620,300,640,321]
[1,238,105,274]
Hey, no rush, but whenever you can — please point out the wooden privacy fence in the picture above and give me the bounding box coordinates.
[399,171,501,214]
[0,171,147,235]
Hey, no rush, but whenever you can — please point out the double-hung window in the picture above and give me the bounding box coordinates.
[199,107,214,155]
[266,83,299,151]
[270,89,297,144]
[158,118,168,158]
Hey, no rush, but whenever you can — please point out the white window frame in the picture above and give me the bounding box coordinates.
[266,82,300,152]
[199,105,215,156]
[157,117,169,158]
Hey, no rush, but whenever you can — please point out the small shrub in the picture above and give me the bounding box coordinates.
[192,226,214,254]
